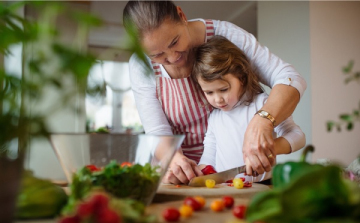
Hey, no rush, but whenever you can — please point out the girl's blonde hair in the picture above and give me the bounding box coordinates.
[192,35,264,104]
[123,1,181,39]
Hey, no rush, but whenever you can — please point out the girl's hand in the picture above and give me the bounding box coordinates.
[242,115,276,176]
[162,151,203,184]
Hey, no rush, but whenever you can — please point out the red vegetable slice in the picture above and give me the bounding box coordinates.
[85,164,101,172]
[120,162,133,167]
[243,181,253,187]
[201,165,217,175]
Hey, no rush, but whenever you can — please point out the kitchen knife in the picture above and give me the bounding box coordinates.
[188,165,246,187]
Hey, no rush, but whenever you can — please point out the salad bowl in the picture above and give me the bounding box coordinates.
[50,133,185,205]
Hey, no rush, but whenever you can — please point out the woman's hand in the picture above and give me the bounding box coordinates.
[162,151,203,185]
[243,115,276,176]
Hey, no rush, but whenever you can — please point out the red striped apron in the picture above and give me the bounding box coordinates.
[152,20,215,163]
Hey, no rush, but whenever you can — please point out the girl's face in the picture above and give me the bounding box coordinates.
[198,73,244,111]
[141,9,193,67]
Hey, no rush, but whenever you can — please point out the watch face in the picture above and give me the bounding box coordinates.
[262,111,269,116]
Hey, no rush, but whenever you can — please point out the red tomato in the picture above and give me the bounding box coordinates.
[222,196,234,209]
[183,197,202,211]
[201,165,217,175]
[76,202,94,218]
[233,205,247,219]
[58,215,81,223]
[85,164,100,172]
[120,162,132,167]
[96,208,121,223]
[162,208,180,222]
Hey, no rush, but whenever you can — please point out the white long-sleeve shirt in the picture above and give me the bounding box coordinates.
[128,19,307,136]
[198,93,306,182]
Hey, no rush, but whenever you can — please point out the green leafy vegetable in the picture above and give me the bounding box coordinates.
[62,161,160,222]
[246,146,360,223]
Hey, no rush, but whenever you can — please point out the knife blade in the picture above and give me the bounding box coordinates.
[188,165,246,187]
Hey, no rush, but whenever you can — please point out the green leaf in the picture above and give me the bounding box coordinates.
[353,110,359,117]
[347,122,354,130]
[342,60,354,74]
[326,121,335,132]
[340,114,352,122]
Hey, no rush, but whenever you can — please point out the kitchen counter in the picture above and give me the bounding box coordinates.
[16,183,270,223]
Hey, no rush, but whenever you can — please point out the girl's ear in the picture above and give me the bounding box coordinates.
[176,6,188,23]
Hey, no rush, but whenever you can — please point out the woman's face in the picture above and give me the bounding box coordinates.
[198,73,244,111]
[141,17,193,67]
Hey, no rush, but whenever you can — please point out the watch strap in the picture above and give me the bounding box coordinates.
[255,110,276,127]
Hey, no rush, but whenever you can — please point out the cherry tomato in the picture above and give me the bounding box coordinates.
[162,208,180,222]
[120,162,132,167]
[233,178,244,189]
[194,196,206,208]
[205,179,216,188]
[210,199,225,212]
[183,197,202,211]
[233,205,247,219]
[222,196,234,209]
[201,165,217,175]
[179,205,193,218]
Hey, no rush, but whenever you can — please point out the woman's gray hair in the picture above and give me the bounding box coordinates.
[123,0,181,38]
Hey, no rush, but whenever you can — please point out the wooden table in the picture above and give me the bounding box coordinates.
[16,183,270,223]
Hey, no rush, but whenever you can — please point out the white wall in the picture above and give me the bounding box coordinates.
[258,1,360,166]
[258,1,312,163]
[310,1,360,165]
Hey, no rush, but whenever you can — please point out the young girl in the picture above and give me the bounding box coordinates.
[192,36,306,182]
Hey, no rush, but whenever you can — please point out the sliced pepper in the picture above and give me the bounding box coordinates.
[201,165,217,175]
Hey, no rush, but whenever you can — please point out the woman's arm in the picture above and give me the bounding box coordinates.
[129,54,173,135]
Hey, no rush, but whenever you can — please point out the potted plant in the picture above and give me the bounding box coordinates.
[0,2,144,222]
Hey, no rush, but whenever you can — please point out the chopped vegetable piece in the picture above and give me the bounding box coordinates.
[210,200,225,212]
[183,197,202,211]
[222,196,235,209]
[179,205,193,218]
[233,178,244,189]
[85,164,101,172]
[162,208,180,222]
[233,205,247,219]
[120,162,132,167]
[194,196,206,208]
[243,181,252,187]
[205,179,216,188]
[201,165,217,175]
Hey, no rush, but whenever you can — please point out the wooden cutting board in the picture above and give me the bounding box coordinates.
[153,183,270,203]
[147,197,250,223]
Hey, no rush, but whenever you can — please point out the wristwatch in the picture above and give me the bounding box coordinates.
[255,110,276,127]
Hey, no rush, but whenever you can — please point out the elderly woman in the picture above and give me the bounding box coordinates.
[123,0,307,185]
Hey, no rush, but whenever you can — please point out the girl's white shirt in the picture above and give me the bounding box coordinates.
[199,92,306,182]
[128,19,307,136]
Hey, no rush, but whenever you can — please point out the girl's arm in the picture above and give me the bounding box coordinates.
[273,115,306,155]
